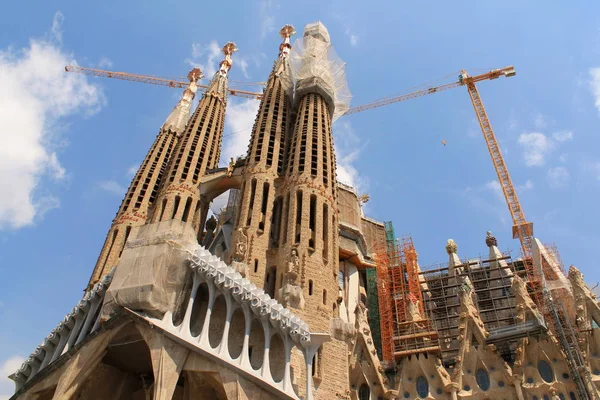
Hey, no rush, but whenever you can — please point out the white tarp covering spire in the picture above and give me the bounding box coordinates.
[290,21,351,122]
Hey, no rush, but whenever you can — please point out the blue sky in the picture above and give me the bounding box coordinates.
[1,1,600,396]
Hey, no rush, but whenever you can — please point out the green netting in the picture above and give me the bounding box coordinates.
[384,221,395,243]
[366,267,383,360]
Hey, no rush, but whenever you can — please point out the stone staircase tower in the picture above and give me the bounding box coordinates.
[88,68,202,287]
[150,43,237,234]
[229,25,295,288]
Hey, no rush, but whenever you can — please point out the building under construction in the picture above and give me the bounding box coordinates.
[8,20,600,400]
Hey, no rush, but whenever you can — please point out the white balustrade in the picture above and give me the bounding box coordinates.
[129,246,324,400]
[10,272,113,392]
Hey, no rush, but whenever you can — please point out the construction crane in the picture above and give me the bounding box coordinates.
[346,66,534,260]
[65,65,264,100]
[67,65,533,259]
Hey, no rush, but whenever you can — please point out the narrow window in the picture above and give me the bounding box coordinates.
[259,182,269,231]
[295,191,302,244]
[322,204,329,258]
[171,196,181,220]
[158,198,167,221]
[309,195,316,249]
[270,197,282,248]
[281,193,290,245]
[181,197,193,222]
[118,226,132,258]
[254,259,259,273]
[322,289,327,305]
[309,280,313,296]
[246,179,257,226]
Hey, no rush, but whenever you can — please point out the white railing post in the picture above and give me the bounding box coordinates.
[261,319,272,380]
[198,280,216,347]
[218,292,234,359]
[179,272,200,338]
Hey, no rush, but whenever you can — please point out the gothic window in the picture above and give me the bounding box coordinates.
[309,280,313,296]
[476,369,490,391]
[538,360,554,383]
[416,376,429,399]
[358,384,370,400]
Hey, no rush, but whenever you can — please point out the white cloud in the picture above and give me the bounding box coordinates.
[0,355,24,399]
[185,40,222,78]
[589,68,600,112]
[518,180,534,191]
[98,56,113,69]
[333,121,368,193]
[259,0,277,40]
[552,131,573,142]
[518,132,552,166]
[485,180,503,201]
[126,164,138,178]
[51,11,64,43]
[239,58,249,79]
[97,180,126,196]
[547,166,570,189]
[220,98,260,164]
[0,12,105,230]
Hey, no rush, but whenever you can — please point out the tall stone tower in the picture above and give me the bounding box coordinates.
[278,22,350,399]
[230,26,295,288]
[150,43,237,233]
[88,68,202,287]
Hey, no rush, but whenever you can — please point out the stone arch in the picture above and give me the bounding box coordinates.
[190,282,210,337]
[208,293,227,349]
[248,318,265,370]
[228,306,245,360]
[269,332,285,383]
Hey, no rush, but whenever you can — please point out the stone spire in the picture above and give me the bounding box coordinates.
[276,22,350,399]
[161,68,202,134]
[150,43,236,234]
[230,26,295,286]
[87,70,202,287]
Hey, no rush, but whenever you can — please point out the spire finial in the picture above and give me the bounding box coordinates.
[279,24,296,58]
[485,231,498,248]
[218,42,238,77]
[187,67,203,83]
[446,239,458,255]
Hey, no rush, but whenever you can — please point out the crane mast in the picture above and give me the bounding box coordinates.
[461,72,533,259]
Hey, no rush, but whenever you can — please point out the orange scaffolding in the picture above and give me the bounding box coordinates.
[374,241,395,367]
[374,231,439,362]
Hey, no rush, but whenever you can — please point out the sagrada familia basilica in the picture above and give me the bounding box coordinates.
[7,21,600,400]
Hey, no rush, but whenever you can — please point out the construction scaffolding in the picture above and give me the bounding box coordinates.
[374,241,395,368]
[420,255,527,364]
[374,223,439,365]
